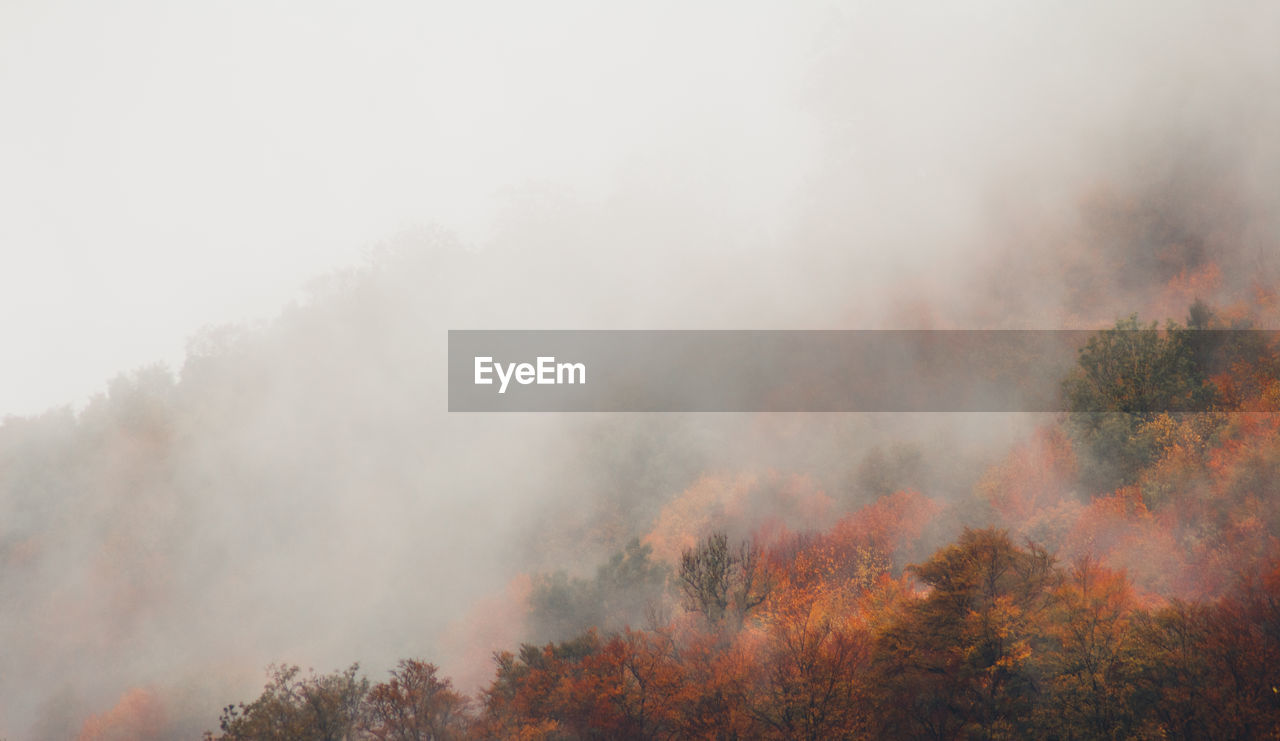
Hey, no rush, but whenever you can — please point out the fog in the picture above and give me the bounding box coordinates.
[2,1,1279,738]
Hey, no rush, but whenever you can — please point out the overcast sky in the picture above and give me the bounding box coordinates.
[0,0,819,417]
[4,1,1277,417]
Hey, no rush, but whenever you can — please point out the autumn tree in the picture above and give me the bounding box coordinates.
[1206,557,1280,739]
[478,632,619,740]
[663,630,757,740]
[363,660,469,741]
[743,604,871,740]
[1033,557,1140,740]
[871,529,1058,740]
[1127,560,1280,740]
[590,630,687,740]
[1128,601,1219,740]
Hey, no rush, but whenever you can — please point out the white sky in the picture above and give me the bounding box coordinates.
[0,0,816,417]
[6,0,1273,418]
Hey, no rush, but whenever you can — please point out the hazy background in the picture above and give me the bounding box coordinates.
[3,0,1279,738]
[4,0,1277,415]
[0,0,817,416]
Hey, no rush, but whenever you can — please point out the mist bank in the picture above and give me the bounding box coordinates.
[2,230,1275,737]
[4,1,1280,738]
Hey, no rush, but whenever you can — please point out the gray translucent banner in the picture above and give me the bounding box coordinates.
[447,330,1277,412]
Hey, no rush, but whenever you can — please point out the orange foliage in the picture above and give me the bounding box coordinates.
[643,473,834,564]
[78,688,167,741]
[825,490,941,558]
[1059,488,1195,600]
[1151,263,1223,322]
[978,425,1077,525]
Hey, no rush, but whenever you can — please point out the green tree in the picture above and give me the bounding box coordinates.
[1064,314,1216,493]
[528,538,670,642]
[1064,315,1204,415]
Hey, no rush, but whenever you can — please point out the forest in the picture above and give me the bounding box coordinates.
[199,308,1280,740]
[4,209,1278,739]
[4,5,1279,737]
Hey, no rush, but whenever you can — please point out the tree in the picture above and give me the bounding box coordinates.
[1128,560,1280,740]
[1064,314,1216,493]
[528,539,670,642]
[1207,558,1280,739]
[363,660,469,741]
[743,603,871,740]
[679,533,772,629]
[1128,602,1217,740]
[1034,557,1140,740]
[591,630,687,740]
[477,632,608,740]
[871,529,1058,740]
[209,664,368,741]
[1064,315,1207,415]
